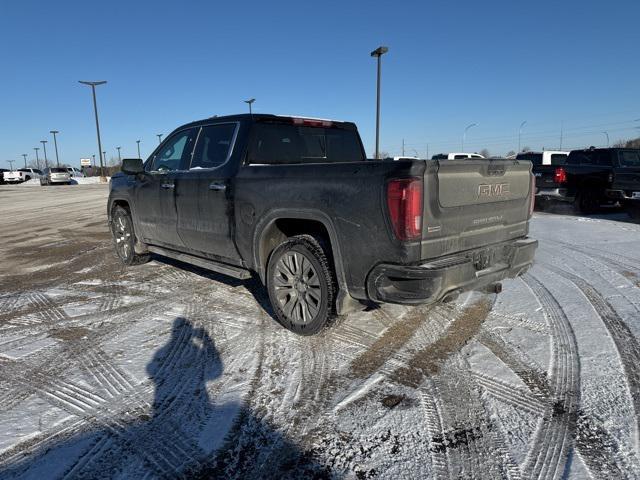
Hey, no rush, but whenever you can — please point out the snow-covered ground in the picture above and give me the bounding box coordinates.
[0,184,638,479]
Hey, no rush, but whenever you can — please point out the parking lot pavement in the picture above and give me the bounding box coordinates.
[0,186,639,479]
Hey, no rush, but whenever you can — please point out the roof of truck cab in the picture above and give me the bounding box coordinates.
[176,113,357,130]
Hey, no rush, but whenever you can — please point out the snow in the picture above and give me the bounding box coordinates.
[1,187,640,479]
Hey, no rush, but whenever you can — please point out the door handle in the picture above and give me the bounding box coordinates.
[208,182,226,191]
[161,183,175,189]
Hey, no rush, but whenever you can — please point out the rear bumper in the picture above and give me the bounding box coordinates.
[366,238,538,305]
[535,187,573,202]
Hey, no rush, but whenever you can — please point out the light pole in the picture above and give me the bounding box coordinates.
[602,131,609,147]
[40,140,49,168]
[22,154,28,168]
[50,130,60,167]
[92,154,96,169]
[518,120,527,152]
[8,160,14,171]
[136,140,141,159]
[370,46,388,159]
[117,146,121,162]
[79,80,107,181]
[157,134,163,144]
[244,98,255,114]
[462,123,477,151]
[34,147,40,169]
[103,151,107,167]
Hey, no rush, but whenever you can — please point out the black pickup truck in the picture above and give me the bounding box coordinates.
[531,147,640,216]
[108,114,537,334]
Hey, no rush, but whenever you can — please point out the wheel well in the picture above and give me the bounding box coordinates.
[111,200,131,216]
[259,218,334,275]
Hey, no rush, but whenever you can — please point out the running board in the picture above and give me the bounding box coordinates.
[147,246,252,280]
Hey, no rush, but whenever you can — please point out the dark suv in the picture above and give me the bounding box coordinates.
[532,147,640,216]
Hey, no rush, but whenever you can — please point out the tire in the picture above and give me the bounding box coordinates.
[266,234,336,335]
[574,189,600,214]
[628,203,640,221]
[110,206,150,266]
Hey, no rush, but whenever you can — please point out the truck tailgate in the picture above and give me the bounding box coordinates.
[421,159,532,259]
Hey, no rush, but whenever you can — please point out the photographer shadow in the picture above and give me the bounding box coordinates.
[0,317,329,479]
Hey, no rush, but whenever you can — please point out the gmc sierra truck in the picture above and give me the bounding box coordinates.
[531,147,640,217]
[108,114,537,335]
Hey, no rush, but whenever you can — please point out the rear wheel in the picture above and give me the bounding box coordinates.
[575,189,600,214]
[111,206,149,265]
[267,235,336,335]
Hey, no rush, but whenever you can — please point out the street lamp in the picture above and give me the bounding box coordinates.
[92,154,96,169]
[518,121,527,152]
[34,147,40,169]
[370,46,388,159]
[244,98,255,115]
[602,131,609,147]
[8,160,14,171]
[462,123,478,151]
[136,140,141,159]
[50,130,60,167]
[116,146,121,162]
[22,154,28,168]
[40,140,49,168]
[157,134,163,144]
[79,80,107,181]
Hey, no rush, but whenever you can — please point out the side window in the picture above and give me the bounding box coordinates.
[190,124,237,169]
[148,129,197,172]
[568,152,592,165]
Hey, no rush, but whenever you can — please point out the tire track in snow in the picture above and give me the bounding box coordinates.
[542,265,640,440]
[521,273,580,480]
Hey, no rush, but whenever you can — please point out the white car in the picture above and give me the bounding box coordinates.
[515,151,569,166]
[4,168,43,183]
[66,167,86,178]
[40,167,71,185]
[432,152,486,160]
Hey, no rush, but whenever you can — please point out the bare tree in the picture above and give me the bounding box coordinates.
[522,146,531,152]
[506,150,516,157]
[479,148,491,158]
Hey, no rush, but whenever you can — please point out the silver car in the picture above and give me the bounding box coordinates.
[40,167,71,185]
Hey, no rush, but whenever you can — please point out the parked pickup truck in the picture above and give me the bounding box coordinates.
[530,147,640,216]
[4,168,42,183]
[108,114,537,334]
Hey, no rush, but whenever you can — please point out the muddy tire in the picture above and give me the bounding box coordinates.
[110,206,149,266]
[574,189,600,214]
[267,235,336,335]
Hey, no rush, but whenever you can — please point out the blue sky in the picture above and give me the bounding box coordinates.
[1,0,639,169]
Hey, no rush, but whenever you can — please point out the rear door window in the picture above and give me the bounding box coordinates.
[190,123,237,169]
[247,123,364,164]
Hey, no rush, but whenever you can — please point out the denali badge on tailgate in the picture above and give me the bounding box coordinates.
[478,183,510,198]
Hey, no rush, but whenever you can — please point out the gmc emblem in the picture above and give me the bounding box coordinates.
[478,183,510,198]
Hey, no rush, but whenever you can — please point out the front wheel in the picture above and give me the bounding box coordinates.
[267,235,336,335]
[110,206,149,265]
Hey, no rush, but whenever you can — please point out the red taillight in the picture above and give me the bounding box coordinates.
[554,167,567,184]
[387,178,423,241]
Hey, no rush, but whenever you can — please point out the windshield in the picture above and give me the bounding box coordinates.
[619,150,640,167]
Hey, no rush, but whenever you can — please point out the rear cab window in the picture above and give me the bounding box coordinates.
[618,150,640,167]
[247,121,365,165]
[550,154,567,165]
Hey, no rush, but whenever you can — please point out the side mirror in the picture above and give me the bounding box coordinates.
[121,158,144,175]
